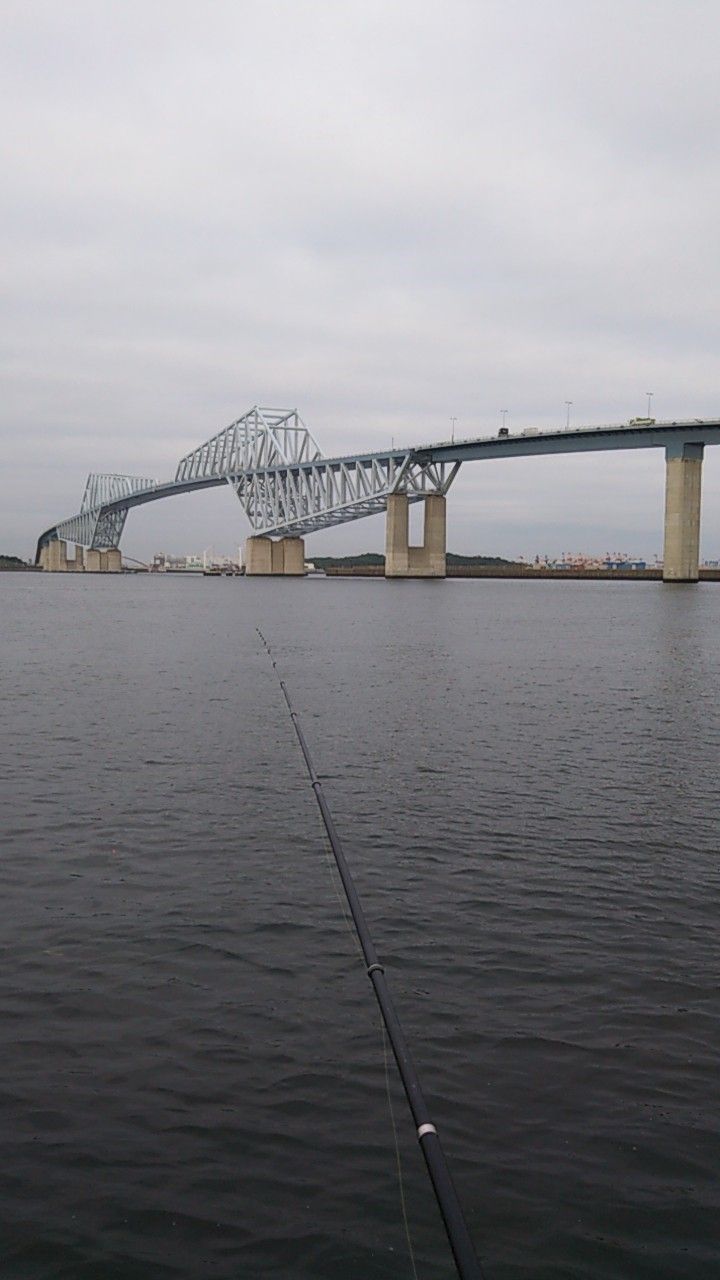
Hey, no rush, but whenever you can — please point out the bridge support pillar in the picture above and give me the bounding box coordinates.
[245,536,272,574]
[280,537,305,575]
[74,545,85,571]
[385,494,446,578]
[663,444,704,582]
[85,549,102,572]
[244,536,306,575]
[106,549,122,572]
[45,539,68,572]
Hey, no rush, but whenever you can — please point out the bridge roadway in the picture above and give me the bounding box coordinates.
[35,410,720,582]
[416,417,720,463]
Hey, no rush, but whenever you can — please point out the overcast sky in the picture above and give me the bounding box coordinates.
[3,0,720,561]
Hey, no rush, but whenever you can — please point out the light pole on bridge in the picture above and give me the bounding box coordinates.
[565,400,573,429]
[647,391,654,418]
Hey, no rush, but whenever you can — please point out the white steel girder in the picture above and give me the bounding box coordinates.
[55,473,157,548]
[38,408,460,556]
[175,407,322,481]
[231,455,459,537]
[176,406,459,536]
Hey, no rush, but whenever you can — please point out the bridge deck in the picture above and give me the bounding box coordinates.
[36,417,720,562]
[415,419,720,464]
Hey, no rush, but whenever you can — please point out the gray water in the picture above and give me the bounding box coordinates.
[2,573,719,1280]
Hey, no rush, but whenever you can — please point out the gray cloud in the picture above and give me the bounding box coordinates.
[2,0,720,560]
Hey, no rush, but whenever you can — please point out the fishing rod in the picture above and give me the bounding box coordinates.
[257,629,484,1280]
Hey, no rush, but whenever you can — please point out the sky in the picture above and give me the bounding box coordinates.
[3,0,720,562]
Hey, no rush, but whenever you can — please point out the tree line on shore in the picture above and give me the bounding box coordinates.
[0,555,33,570]
[312,551,518,568]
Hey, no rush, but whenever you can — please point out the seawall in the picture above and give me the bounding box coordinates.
[323,565,720,581]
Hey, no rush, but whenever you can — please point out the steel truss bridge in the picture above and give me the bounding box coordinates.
[36,405,720,562]
[35,407,459,559]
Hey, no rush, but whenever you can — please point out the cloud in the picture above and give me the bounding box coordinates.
[2,0,720,558]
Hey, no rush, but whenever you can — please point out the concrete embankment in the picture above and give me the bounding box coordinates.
[324,564,720,581]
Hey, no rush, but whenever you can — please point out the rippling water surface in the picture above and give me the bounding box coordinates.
[2,573,719,1279]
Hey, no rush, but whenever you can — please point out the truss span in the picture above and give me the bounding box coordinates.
[35,407,460,561]
[53,473,158,550]
[175,407,322,480]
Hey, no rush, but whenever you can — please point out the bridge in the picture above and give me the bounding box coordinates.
[36,405,720,582]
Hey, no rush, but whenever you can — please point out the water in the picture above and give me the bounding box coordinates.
[2,573,719,1280]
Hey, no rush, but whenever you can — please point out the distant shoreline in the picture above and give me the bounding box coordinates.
[324,564,720,581]
[7,556,720,582]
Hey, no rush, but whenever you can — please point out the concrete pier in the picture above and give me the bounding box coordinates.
[245,536,273,574]
[663,443,704,582]
[76,547,122,572]
[280,537,305,575]
[48,539,68,572]
[385,493,446,577]
[40,539,124,572]
[244,535,306,575]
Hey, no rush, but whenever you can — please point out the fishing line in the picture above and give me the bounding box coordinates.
[381,1014,419,1280]
[308,743,418,1275]
[320,824,363,958]
[257,628,485,1280]
[306,727,418,1276]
